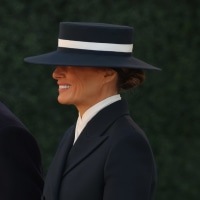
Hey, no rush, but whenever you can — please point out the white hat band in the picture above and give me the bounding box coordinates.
[58,39,133,53]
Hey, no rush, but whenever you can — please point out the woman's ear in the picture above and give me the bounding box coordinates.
[103,68,118,83]
[104,68,116,77]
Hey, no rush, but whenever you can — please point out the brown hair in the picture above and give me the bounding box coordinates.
[113,68,146,92]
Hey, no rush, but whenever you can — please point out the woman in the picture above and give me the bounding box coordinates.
[24,22,160,200]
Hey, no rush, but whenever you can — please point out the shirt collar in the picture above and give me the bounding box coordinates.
[74,94,121,142]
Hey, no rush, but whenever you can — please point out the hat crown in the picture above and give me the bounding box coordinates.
[59,22,134,44]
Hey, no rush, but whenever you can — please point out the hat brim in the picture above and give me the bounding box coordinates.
[24,50,161,70]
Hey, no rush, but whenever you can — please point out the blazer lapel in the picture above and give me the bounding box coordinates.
[43,125,75,200]
[63,100,129,176]
[63,131,108,176]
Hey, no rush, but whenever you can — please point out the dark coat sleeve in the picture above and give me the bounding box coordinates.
[103,133,156,200]
[0,126,44,200]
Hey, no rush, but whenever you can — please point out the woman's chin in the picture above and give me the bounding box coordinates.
[57,97,69,105]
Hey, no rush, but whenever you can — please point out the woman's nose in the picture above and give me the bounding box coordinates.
[52,66,64,80]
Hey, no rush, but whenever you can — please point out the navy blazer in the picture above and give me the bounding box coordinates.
[0,101,44,200]
[43,100,157,200]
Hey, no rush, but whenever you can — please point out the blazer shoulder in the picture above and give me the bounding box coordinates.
[106,114,152,150]
[0,102,28,130]
[0,125,41,157]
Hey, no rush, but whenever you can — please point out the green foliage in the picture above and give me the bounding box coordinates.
[0,0,199,199]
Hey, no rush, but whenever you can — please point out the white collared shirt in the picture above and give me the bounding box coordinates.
[74,94,121,144]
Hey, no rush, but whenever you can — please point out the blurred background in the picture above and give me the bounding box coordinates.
[0,0,199,199]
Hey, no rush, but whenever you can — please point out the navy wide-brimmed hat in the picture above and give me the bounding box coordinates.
[24,22,160,70]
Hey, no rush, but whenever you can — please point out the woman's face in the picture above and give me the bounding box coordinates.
[52,66,118,115]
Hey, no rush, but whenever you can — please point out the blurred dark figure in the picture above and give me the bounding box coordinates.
[0,101,44,200]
